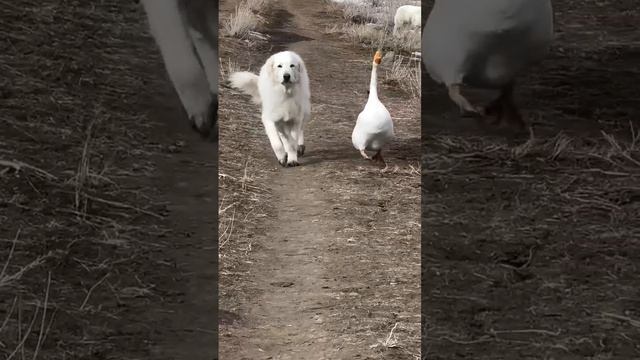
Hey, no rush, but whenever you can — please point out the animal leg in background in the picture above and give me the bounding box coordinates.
[140,0,216,138]
[483,82,525,129]
[447,84,483,117]
[262,116,288,166]
[372,150,386,165]
[359,149,372,160]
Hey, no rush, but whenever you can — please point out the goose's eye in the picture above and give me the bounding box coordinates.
[277,65,282,68]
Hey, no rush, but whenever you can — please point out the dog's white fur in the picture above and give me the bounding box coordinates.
[140,0,218,138]
[229,51,311,167]
[393,5,421,35]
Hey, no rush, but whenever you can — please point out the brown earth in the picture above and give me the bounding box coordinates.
[423,0,640,359]
[218,0,421,359]
[1,1,216,359]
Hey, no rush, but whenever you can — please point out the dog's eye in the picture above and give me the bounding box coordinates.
[290,64,295,68]
[277,65,282,68]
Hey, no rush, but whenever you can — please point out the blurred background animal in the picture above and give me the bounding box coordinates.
[393,5,421,35]
[422,0,554,129]
[140,0,218,140]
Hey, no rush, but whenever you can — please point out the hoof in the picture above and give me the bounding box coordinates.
[297,145,305,157]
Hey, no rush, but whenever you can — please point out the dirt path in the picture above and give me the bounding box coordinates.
[219,0,421,359]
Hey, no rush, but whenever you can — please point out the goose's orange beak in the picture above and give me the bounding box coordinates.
[373,50,382,65]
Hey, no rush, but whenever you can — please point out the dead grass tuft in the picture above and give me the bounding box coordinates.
[326,0,421,53]
[222,0,270,38]
[323,0,420,100]
[384,55,421,99]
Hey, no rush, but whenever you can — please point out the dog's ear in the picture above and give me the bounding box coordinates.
[297,58,306,74]
[264,56,275,80]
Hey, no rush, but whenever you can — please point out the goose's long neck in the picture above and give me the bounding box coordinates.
[368,63,379,101]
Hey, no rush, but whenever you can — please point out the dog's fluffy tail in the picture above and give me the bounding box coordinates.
[228,71,261,104]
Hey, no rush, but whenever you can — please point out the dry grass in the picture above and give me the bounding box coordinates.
[324,23,420,100]
[384,55,421,99]
[0,0,180,358]
[222,0,270,38]
[217,48,270,279]
[326,0,421,53]
[218,57,245,83]
[324,0,420,100]
[423,126,640,357]
[334,23,420,53]
[217,54,273,311]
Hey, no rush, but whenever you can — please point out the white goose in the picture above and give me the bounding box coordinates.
[352,50,394,167]
[422,0,554,128]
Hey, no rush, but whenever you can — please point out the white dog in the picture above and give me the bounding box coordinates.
[140,0,218,140]
[229,51,311,167]
[393,5,421,35]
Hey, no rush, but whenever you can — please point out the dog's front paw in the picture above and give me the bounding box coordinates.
[297,144,305,157]
[286,160,300,167]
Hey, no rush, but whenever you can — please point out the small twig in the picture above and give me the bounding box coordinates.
[219,207,237,249]
[601,130,640,168]
[185,327,217,334]
[1,228,20,280]
[7,305,40,360]
[488,328,561,336]
[83,193,164,219]
[32,272,52,360]
[0,251,57,288]
[219,202,238,215]
[241,157,251,192]
[0,296,17,333]
[383,322,399,347]
[79,273,110,311]
[579,168,632,177]
[602,312,640,327]
[0,159,58,180]
[440,335,493,344]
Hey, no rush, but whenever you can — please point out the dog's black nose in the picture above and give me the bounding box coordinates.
[283,73,291,82]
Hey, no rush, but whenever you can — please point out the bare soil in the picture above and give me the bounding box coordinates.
[218,0,421,359]
[423,0,640,359]
[1,1,216,359]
